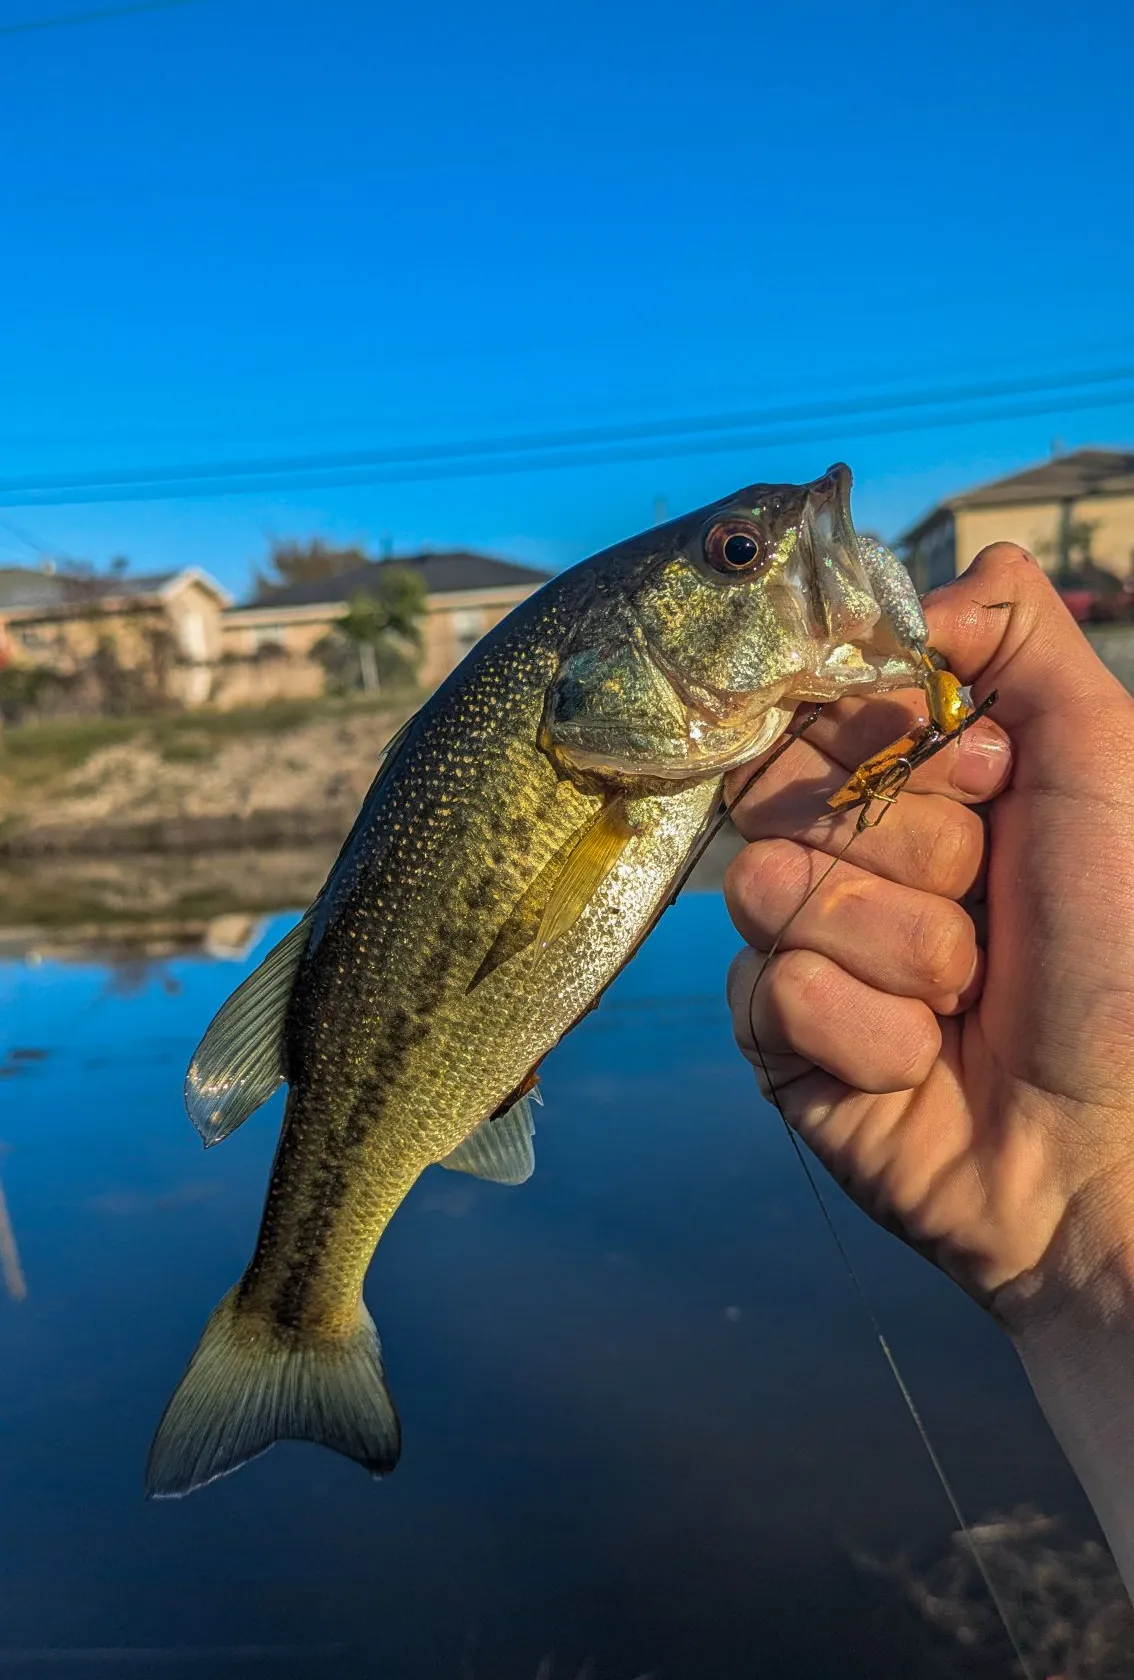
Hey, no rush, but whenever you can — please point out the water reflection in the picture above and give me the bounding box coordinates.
[0,842,1118,1678]
[860,1507,1134,1677]
[0,832,745,968]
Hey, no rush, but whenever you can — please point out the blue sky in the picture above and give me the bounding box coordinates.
[0,0,1131,597]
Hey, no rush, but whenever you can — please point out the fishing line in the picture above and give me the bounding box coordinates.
[666,706,824,905]
[743,790,1038,1680]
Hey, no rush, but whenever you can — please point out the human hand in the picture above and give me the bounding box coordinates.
[724,543,1134,1334]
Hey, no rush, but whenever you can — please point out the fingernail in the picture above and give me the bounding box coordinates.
[957,946,985,1011]
[951,722,1011,797]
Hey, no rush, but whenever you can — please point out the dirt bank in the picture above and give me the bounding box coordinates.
[0,699,413,857]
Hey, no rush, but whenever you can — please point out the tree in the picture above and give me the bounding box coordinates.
[329,567,427,695]
[1036,514,1097,579]
[255,538,371,600]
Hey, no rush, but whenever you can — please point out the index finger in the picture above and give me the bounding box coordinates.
[725,703,1012,829]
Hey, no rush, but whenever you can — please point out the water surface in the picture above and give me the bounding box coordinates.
[0,858,1105,1677]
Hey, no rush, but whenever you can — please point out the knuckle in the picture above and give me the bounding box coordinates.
[759,838,813,903]
[919,811,980,898]
[894,1018,940,1087]
[770,947,830,1017]
[725,839,810,931]
[914,901,973,991]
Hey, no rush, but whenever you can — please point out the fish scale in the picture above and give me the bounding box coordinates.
[148,463,941,1498]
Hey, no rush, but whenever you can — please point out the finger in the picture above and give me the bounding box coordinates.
[770,1072,954,1257]
[725,839,980,1012]
[727,713,1011,831]
[795,695,1013,799]
[727,944,941,1094]
[728,745,990,901]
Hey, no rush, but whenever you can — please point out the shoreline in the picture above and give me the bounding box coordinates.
[0,804,360,858]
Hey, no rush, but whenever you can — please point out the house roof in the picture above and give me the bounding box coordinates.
[0,568,72,611]
[244,551,552,610]
[898,450,1134,545]
[0,565,231,617]
[947,449,1134,509]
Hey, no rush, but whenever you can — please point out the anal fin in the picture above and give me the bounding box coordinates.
[439,1094,537,1185]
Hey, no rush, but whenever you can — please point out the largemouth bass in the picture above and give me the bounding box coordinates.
[147,463,934,1497]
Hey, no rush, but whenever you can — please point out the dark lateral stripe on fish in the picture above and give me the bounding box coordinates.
[255,851,512,1329]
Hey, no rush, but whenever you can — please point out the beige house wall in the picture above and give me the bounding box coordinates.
[953,494,1134,580]
[221,607,332,659]
[419,595,525,688]
[207,655,327,710]
[3,575,228,676]
[220,582,543,693]
[5,602,170,672]
[164,577,227,661]
[0,569,545,713]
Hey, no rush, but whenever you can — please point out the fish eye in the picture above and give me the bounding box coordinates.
[703,519,767,575]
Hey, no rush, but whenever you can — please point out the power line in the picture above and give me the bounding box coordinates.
[1,377,1132,509]
[0,512,87,568]
[2,363,1133,501]
[0,513,55,557]
[0,0,196,38]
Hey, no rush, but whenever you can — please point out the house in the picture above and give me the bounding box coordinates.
[222,550,553,693]
[0,550,552,715]
[897,449,1134,594]
[0,566,232,705]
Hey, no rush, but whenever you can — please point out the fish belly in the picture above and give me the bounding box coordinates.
[237,775,720,1335]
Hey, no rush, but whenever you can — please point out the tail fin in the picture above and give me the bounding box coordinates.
[145,1287,401,1498]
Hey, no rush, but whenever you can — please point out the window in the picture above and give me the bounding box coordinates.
[452,608,483,655]
[180,609,209,663]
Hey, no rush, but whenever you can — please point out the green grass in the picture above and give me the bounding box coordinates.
[0,691,418,793]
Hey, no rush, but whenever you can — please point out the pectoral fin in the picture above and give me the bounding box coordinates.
[535,798,635,949]
[440,1094,537,1185]
[467,798,636,991]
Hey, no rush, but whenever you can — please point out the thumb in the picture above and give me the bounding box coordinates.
[923,543,1129,736]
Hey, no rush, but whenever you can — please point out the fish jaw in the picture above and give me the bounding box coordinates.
[544,697,798,787]
[750,465,929,699]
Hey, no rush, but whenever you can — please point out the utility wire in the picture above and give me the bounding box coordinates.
[0,513,59,558]
[2,378,1133,508]
[0,512,87,568]
[2,363,1133,501]
[0,0,196,38]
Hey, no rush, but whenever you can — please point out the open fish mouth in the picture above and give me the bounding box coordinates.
[793,461,884,647]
